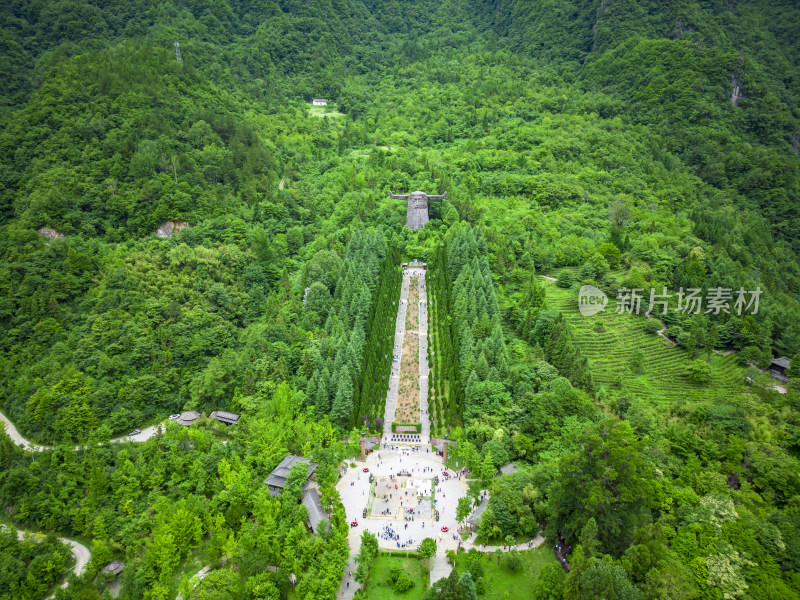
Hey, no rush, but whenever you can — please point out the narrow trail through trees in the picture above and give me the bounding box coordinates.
[0,410,163,451]
[0,524,91,599]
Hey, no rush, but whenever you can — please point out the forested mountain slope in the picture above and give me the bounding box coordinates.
[482,0,800,251]
[0,1,799,599]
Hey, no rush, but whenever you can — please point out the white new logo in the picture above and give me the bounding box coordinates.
[578,285,608,316]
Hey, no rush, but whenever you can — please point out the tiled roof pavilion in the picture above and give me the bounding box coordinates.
[265,455,318,495]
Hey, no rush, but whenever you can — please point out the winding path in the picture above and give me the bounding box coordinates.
[56,537,91,595]
[0,411,166,595]
[0,410,37,450]
[1,524,91,598]
[645,313,676,345]
[1,413,232,600]
[0,410,163,451]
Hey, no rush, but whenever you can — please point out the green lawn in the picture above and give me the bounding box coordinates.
[309,105,345,118]
[473,530,540,547]
[453,546,557,600]
[365,554,429,600]
[444,455,461,471]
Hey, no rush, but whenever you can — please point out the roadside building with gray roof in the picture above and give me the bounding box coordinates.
[177,411,201,427]
[467,496,489,532]
[101,561,124,576]
[265,455,318,496]
[302,488,329,533]
[771,357,791,382]
[209,410,240,425]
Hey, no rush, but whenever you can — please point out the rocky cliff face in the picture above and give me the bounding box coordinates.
[37,226,64,240]
[730,73,743,106]
[151,220,190,238]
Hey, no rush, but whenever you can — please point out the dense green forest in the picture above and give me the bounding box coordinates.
[0,527,72,600]
[1,0,799,599]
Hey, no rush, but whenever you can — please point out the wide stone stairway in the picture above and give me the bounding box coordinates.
[382,267,431,448]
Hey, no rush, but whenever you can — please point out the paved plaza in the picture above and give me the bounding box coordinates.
[335,444,474,597]
[337,448,469,551]
[368,475,434,519]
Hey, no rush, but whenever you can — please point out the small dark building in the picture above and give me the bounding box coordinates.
[177,411,201,427]
[771,357,791,382]
[265,455,318,496]
[101,561,124,578]
[467,497,488,532]
[209,410,240,425]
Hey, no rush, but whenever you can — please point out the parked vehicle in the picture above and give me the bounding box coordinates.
[128,429,141,437]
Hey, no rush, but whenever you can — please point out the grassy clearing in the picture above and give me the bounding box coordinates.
[171,551,217,600]
[364,555,428,600]
[309,105,345,118]
[367,479,377,513]
[453,545,557,600]
[540,278,747,406]
[444,455,462,471]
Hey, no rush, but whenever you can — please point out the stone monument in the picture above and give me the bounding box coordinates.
[389,190,448,230]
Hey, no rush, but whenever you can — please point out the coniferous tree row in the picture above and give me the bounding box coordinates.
[514,272,548,338]
[513,271,593,391]
[353,245,402,428]
[528,311,594,393]
[425,261,441,429]
[304,229,388,429]
[427,242,461,426]
[444,224,512,422]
